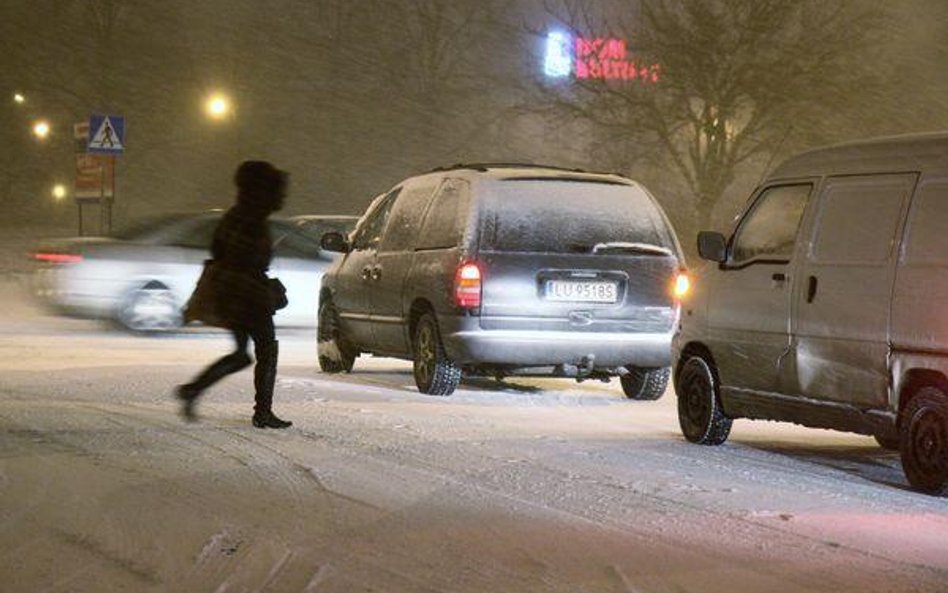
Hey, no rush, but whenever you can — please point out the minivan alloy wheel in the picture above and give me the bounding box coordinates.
[412,313,461,396]
[900,386,948,496]
[676,356,732,445]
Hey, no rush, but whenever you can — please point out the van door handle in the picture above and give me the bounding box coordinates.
[806,275,818,303]
[361,266,372,281]
[771,272,787,283]
[371,266,382,281]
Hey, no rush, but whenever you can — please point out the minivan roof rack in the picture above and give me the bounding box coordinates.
[427,162,599,175]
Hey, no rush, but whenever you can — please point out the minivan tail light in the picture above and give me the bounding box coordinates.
[454,262,482,309]
[33,252,83,264]
[673,270,690,300]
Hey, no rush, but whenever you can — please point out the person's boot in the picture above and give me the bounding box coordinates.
[252,340,292,429]
[177,351,253,421]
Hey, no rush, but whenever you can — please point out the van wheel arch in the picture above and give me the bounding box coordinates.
[408,298,436,339]
[898,369,948,428]
[675,342,717,388]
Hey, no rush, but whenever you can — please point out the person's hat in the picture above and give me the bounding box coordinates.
[234,160,287,194]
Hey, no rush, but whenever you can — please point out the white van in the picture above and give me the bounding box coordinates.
[673,132,948,495]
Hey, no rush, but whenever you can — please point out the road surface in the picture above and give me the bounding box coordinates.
[1,274,946,593]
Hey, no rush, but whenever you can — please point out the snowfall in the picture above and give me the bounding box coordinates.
[1,239,947,593]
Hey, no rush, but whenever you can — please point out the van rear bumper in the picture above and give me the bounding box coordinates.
[441,317,673,368]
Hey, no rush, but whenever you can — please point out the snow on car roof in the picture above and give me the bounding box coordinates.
[425,163,632,184]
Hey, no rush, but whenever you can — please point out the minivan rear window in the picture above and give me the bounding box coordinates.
[479,180,675,254]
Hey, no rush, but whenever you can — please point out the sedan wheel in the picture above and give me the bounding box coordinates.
[118,287,182,332]
[412,313,461,396]
[900,386,948,496]
[676,356,731,445]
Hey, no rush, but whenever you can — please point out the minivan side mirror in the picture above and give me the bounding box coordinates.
[320,231,350,254]
[697,231,727,263]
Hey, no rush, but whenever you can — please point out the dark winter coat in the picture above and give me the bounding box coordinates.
[184,204,276,329]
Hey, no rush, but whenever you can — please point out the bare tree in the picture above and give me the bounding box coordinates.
[536,0,890,231]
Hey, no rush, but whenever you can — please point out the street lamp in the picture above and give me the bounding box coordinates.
[52,184,67,201]
[32,120,51,140]
[13,92,25,104]
[205,93,231,120]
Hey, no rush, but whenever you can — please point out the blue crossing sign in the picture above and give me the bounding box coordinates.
[87,114,125,154]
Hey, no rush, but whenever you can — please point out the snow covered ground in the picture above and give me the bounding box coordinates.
[1,270,947,593]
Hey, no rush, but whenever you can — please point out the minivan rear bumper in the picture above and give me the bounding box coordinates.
[440,316,673,368]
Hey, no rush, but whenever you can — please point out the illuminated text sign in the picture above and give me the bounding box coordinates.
[544,31,659,83]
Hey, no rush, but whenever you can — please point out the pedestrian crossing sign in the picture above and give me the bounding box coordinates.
[87,114,125,154]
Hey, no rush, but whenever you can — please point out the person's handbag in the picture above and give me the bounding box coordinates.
[183,259,229,327]
[268,277,288,312]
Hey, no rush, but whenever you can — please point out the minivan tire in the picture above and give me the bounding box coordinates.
[900,386,948,496]
[676,356,732,445]
[413,313,461,396]
[318,300,356,373]
[620,366,670,400]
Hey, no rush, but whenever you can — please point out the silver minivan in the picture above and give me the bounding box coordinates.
[673,132,948,495]
[319,164,687,397]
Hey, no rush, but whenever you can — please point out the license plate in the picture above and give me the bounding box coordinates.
[544,280,618,303]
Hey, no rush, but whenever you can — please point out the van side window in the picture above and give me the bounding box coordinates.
[417,179,471,250]
[810,174,914,264]
[378,182,438,252]
[732,184,811,264]
[902,180,948,264]
[351,189,400,251]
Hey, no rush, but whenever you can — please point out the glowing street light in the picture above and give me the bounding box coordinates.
[205,93,231,120]
[52,184,67,201]
[13,93,25,104]
[32,120,51,140]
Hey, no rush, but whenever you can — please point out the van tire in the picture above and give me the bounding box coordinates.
[676,356,732,445]
[413,313,461,396]
[318,300,356,373]
[900,386,948,496]
[620,366,670,400]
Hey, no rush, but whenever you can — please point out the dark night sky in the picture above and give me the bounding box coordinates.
[2,0,947,235]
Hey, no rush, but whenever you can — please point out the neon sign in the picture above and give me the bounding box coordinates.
[543,31,660,83]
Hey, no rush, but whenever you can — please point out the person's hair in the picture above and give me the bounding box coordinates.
[234,160,287,210]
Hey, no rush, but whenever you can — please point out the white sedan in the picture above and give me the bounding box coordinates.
[32,211,339,332]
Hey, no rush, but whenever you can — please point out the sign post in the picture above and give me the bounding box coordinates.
[74,115,124,235]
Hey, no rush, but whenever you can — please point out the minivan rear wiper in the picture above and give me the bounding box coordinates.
[592,242,673,256]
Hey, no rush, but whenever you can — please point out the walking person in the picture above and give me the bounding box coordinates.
[176,160,292,429]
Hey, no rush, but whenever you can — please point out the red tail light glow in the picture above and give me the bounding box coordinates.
[454,262,482,309]
[32,252,83,264]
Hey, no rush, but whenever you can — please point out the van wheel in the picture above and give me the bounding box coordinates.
[413,313,461,395]
[318,300,356,373]
[620,366,670,400]
[900,386,948,496]
[676,356,732,445]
